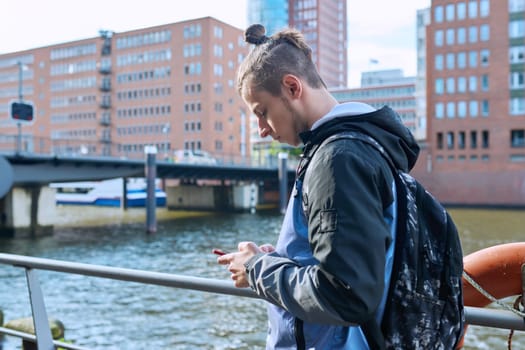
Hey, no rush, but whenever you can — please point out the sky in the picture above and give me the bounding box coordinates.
[0,0,430,87]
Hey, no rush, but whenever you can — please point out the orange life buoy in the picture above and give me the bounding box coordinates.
[458,242,525,348]
[463,242,525,307]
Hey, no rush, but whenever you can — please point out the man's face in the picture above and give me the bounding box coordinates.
[242,85,304,147]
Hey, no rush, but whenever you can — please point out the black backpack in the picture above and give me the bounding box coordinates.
[298,131,465,350]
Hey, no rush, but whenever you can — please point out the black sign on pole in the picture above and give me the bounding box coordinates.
[10,101,34,123]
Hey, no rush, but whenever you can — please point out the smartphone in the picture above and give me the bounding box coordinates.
[212,248,229,256]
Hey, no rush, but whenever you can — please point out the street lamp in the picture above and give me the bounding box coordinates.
[15,61,28,154]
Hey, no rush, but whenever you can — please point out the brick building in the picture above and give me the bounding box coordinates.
[0,17,251,164]
[423,0,525,206]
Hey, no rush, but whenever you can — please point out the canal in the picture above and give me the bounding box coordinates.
[0,206,523,349]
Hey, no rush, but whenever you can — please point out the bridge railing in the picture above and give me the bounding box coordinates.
[0,253,523,349]
[0,133,300,169]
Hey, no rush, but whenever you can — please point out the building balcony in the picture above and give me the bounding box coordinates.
[99,116,111,126]
[100,100,111,109]
[100,83,111,92]
[99,66,112,74]
[100,134,111,143]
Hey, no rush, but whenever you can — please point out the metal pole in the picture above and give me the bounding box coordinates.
[278,152,288,214]
[144,145,157,233]
[17,61,23,154]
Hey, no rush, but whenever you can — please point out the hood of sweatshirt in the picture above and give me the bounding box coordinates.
[299,104,420,172]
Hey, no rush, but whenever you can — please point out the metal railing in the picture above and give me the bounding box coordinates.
[0,253,523,349]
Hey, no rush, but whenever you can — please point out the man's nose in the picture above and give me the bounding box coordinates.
[258,118,270,138]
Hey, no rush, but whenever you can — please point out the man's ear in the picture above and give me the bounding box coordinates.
[282,74,302,99]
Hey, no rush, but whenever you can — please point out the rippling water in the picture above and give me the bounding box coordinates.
[0,207,523,349]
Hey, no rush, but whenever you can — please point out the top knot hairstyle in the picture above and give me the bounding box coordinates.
[236,24,326,97]
[244,24,270,45]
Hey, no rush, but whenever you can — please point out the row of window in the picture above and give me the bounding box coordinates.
[50,112,97,124]
[184,121,202,132]
[118,143,171,154]
[50,60,97,76]
[50,95,96,108]
[116,105,171,118]
[50,77,96,92]
[116,124,171,136]
[435,75,489,95]
[116,49,172,67]
[116,67,171,84]
[435,100,489,118]
[434,0,490,23]
[51,128,97,139]
[115,30,171,50]
[50,44,97,61]
[436,129,525,150]
[436,130,489,150]
[116,87,171,101]
[435,49,489,71]
[434,25,489,47]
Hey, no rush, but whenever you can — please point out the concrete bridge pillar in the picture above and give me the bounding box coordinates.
[0,186,55,237]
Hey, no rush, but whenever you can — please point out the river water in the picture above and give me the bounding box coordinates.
[0,206,523,349]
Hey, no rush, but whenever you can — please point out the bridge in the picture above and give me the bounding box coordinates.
[0,150,297,238]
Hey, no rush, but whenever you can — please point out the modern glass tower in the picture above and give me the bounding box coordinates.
[247,0,348,88]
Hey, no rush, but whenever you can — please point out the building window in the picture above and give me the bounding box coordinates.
[482,100,490,116]
[457,52,467,68]
[446,53,455,69]
[447,102,456,118]
[435,78,444,94]
[458,131,466,149]
[446,3,455,21]
[470,130,478,149]
[482,130,490,148]
[457,27,466,44]
[469,26,478,43]
[458,101,467,118]
[447,132,455,149]
[446,77,456,93]
[435,30,444,46]
[510,46,525,63]
[446,29,455,45]
[468,0,478,18]
[469,100,479,117]
[457,2,467,20]
[510,72,525,89]
[435,5,444,22]
[509,0,525,12]
[435,102,445,118]
[480,49,490,66]
[469,51,478,67]
[437,132,444,149]
[469,76,478,92]
[435,54,444,70]
[481,74,489,91]
[510,97,525,114]
[480,24,490,41]
[510,20,525,38]
[458,76,467,92]
[480,0,490,16]
[511,129,525,147]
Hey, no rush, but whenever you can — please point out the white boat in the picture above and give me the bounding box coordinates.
[49,178,166,207]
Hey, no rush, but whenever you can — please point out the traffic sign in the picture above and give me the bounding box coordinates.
[10,101,34,123]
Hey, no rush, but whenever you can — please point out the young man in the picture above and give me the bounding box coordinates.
[217,24,419,349]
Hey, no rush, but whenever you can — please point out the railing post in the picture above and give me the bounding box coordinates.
[25,268,55,350]
[144,145,157,234]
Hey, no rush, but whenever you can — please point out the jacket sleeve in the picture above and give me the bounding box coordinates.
[245,139,394,325]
